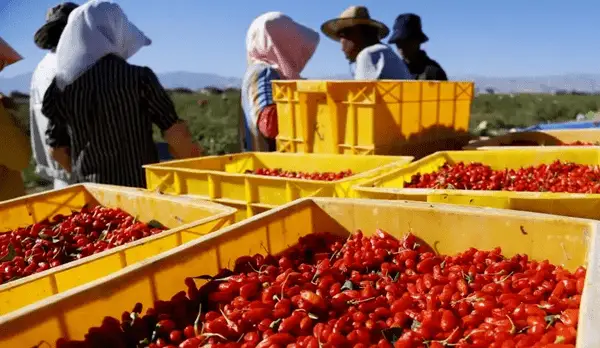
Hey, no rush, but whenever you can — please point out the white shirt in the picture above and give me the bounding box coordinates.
[30,52,71,183]
[354,43,412,80]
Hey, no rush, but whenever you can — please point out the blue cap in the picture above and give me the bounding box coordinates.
[388,13,428,44]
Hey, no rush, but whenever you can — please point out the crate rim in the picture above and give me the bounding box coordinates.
[465,129,600,150]
[143,153,414,185]
[471,145,600,151]
[0,183,237,293]
[354,186,600,199]
[354,148,600,197]
[1,196,598,325]
[1,197,599,346]
[271,79,476,84]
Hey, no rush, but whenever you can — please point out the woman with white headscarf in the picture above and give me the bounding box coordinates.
[0,38,32,201]
[42,0,202,188]
[241,12,319,152]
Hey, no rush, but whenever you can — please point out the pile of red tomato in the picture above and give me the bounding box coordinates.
[246,168,353,181]
[493,140,598,147]
[404,160,600,193]
[561,141,599,146]
[56,230,583,348]
[0,205,166,285]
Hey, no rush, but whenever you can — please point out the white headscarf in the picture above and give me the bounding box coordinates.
[246,12,319,80]
[54,0,151,90]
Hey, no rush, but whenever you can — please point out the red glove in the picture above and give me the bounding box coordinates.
[257,104,279,139]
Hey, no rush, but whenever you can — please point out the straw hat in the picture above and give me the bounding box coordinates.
[321,6,390,42]
[0,37,22,70]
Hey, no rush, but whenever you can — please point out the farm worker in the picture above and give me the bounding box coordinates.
[0,38,32,201]
[31,2,79,190]
[388,13,448,81]
[42,0,202,188]
[321,6,411,80]
[242,12,319,152]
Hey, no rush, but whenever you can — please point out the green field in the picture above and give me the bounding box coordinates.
[11,90,599,190]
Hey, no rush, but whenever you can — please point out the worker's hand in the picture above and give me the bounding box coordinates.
[164,121,204,159]
[49,147,73,173]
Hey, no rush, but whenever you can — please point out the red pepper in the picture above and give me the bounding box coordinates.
[560,308,579,327]
[178,337,202,348]
[256,333,295,348]
[156,319,176,333]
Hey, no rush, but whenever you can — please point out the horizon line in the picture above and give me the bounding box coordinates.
[2,71,600,80]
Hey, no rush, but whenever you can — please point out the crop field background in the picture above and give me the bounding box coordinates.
[9,89,599,192]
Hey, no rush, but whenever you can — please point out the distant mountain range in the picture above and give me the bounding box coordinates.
[2,71,600,94]
[0,71,243,94]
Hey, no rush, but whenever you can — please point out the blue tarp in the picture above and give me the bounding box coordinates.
[520,120,600,131]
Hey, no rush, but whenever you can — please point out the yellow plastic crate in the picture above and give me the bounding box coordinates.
[219,201,273,223]
[272,80,474,157]
[465,129,600,150]
[0,198,598,347]
[144,152,413,212]
[354,148,600,219]
[0,183,235,316]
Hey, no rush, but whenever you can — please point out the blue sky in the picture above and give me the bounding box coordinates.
[0,0,598,78]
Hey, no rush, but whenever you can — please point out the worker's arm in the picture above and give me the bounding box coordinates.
[49,147,72,173]
[44,118,72,173]
[141,67,203,158]
[42,81,72,172]
[163,121,202,158]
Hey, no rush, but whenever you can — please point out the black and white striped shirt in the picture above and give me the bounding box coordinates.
[42,54,179,188]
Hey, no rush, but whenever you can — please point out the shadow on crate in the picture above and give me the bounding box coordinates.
[389,125,474,159]
[474,132,565,148]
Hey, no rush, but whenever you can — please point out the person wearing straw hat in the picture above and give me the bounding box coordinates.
[242,12,319,152]
[388,13,447,81]
[0,38,32,201]
[31,2,79,190]
[41,0,202,188]
[321,6,411,80]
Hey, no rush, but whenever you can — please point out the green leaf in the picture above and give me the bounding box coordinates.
[341,280,354,291]
[381,327,404,344]
[193,274,216,280]
[147,220,165,229]
[38,233,51,240]
[98,230,108,242]
[269,318,282,330]
[411,319,421,330]
[0,244,16,262]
